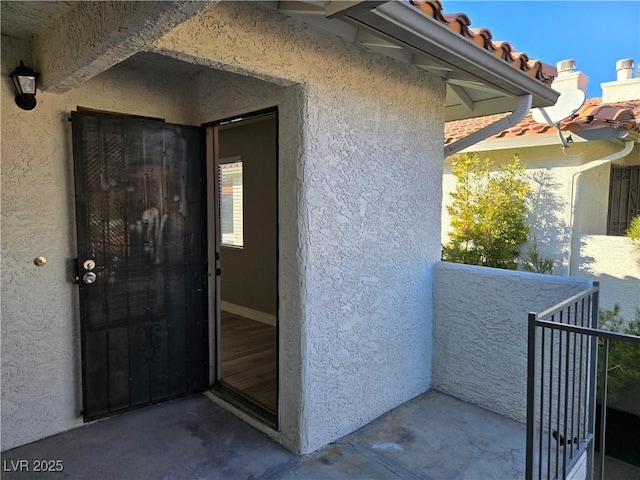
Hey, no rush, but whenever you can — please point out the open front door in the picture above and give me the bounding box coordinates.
[206,109,279,426]
[71,109,208,421]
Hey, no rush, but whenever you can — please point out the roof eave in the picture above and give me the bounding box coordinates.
[451,127,640,154]
[328,1,559,110]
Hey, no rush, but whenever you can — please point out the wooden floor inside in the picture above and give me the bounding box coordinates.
[220,311,277,413]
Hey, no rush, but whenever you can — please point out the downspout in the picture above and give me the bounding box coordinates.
[444,94,533,157]
[565,138,635,275]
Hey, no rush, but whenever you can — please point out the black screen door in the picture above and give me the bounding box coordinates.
[71,109,208,421]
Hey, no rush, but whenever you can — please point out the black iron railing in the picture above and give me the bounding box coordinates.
[526,284,640,479]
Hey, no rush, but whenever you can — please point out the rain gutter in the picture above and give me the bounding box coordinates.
[565,138,635,275]
[327,1,559,108]
[443,94,533,157]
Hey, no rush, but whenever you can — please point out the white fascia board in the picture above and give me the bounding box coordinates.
[330,1,559,109]
[455,127,638,154]
[456,134,584,153]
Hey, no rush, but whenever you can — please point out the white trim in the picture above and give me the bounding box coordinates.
[221,301,277,326]
[203,391,279,438]
[454,132,584,153]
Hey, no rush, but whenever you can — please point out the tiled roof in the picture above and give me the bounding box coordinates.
[411,0,556,85]
[444,98,640,146]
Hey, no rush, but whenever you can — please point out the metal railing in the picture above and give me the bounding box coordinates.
[525,284,640,479]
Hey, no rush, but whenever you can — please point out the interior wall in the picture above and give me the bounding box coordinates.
[157,1,445,454]
[0,36,195,451]
[218,116,278,317]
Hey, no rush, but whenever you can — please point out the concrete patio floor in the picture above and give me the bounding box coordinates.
[1,390,529,479]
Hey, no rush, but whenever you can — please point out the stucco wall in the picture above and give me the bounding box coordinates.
[1,37,195,451]
[2,1,445,455]
[156,2,445,454]
[433,262,593,422]
[573,234,640,321]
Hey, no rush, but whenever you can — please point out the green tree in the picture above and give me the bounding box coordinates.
[598,305,640,400]
[443,152,531,269]
[627,214,640,262]
[522,237,555,274]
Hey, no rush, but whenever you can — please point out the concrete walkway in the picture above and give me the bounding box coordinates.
[1,390,528,479]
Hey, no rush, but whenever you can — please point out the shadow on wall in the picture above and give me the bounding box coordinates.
[526,169,566,273]
[583,271,640,322]
[577,234,595,273]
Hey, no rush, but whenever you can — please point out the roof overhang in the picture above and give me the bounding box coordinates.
[454,126,640,154]
[322,1,559,121]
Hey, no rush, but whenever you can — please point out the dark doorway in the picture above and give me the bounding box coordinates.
[71,109,208,421]
[206,109,279,426]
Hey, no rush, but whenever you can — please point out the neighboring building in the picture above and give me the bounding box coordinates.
[1,0,561,455]
[444,59,640,320]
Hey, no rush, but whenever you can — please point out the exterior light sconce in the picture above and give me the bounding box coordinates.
[9,61,38,111]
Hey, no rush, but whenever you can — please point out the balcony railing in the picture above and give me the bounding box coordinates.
[526,283,640,479]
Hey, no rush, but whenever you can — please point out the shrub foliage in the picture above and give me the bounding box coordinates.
[443,152,531,269]
[598,305,640,400]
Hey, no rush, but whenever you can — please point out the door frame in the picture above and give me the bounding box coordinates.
[203,106,280,428]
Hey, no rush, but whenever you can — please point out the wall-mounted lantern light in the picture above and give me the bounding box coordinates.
[9,61,38,111]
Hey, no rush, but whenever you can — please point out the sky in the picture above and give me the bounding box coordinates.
[444,1,640,98]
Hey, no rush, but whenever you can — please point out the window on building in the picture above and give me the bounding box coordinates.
[607,165,640,236]
[219,160,243,247]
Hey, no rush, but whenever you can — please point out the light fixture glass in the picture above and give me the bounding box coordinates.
[9,60,38,110]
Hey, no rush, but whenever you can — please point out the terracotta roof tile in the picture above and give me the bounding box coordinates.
[444,98,640,145]
[410,0,556,84]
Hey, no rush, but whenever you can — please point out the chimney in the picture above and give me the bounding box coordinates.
[601,58,640,103]
[550,59,589,94]
[616,59,634,80]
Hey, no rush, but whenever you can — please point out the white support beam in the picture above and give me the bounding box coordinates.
[356,28,403,49]
[447,83,474,112]
[35,1,211,93]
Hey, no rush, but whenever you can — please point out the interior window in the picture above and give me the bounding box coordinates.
[219,160,244,247]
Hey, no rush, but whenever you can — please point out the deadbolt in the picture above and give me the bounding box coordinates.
[83,259,96,271]
[34,256,47,267]
[83,272,97,284]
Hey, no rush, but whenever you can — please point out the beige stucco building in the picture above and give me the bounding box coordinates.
[443,59,640,321]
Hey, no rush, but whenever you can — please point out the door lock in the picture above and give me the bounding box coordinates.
[82,272,97,284]
[83,259,96,271]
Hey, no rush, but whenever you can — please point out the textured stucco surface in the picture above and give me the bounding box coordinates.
[2,1,445,455]
[1,38,194,451]
[574,234,640,320]
[34,1,211,93]
[157,1,445,454]
[432,262,592,422]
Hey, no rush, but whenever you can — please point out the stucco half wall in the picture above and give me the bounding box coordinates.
[433,262,593,422]
[574,234,640,321]
[2,1,444,454]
